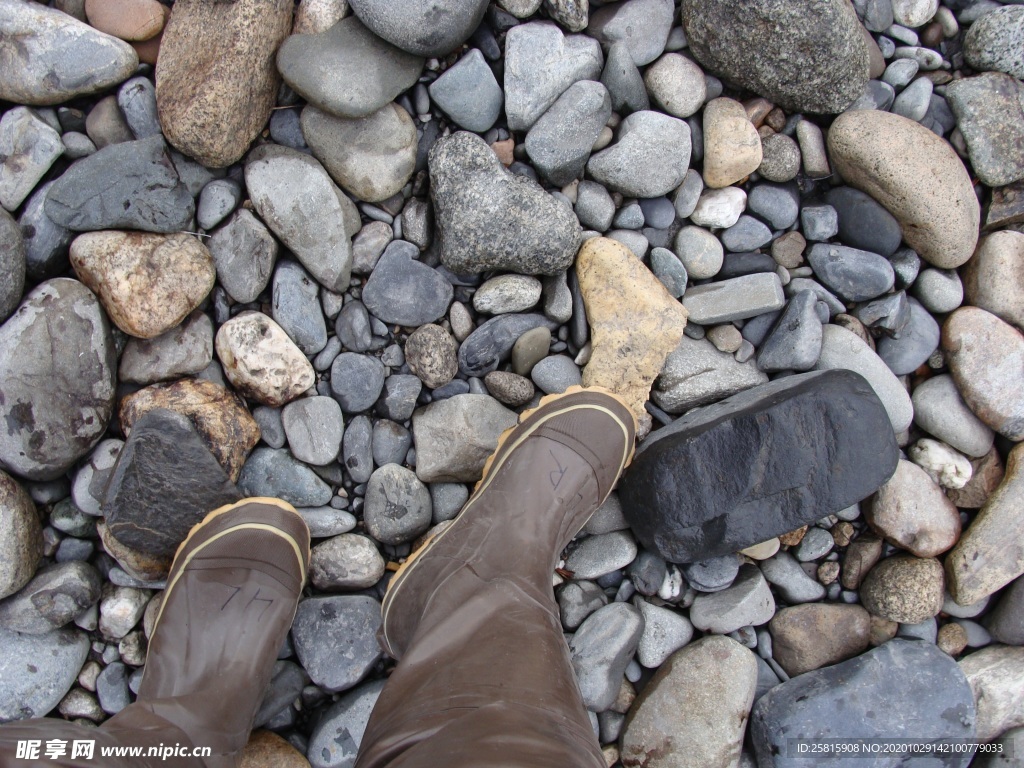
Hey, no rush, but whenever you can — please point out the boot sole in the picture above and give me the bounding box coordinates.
[148,497,309,637]
[380,385,637,657]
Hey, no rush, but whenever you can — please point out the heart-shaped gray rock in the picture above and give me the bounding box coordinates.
[277,16,423,119]
[504,21,604,132]
[348,0,489,57]
[429,131,582,276]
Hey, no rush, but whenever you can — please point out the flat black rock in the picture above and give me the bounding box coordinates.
[44,136,194,233]
[103,408,241,560]
[751,639,976,768]
[618,369,898,563]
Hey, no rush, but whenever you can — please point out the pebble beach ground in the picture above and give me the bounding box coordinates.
[1,0,1023,766]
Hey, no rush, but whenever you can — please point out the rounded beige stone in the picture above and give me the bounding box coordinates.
[702,97,763,189]
[85,0,166,41]
[962,231,1024,330]
[215,312,315,408]
[643,53,707,119]
[867,459,961,557]
[860,555,944,624]
[827,109,979,268]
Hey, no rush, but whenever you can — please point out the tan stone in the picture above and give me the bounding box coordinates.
[860,555,944,623]
[740,538,780,560]
[293,0,348,35]
[937,622,968,656]
[841,533,883,590]
[962,231,1024,330]
[85,0,166,41]
[769,603,871,676]
[98,520,168,581]
[0,470,42,600]
[959,645,1024,742]
[119,378,260,483]
[946,444,1024,606]
[156,0,293,167]
[576,237,688,436]
[867,459,961,557]
[240,731,310,768]
[943,307,1024,441]
[827,109,979,268]
[216,313,315,408]
[70,232,215,339]
[702,97,763,188]
[869,615,898,646]
[947,446,1004,509]
[620,636,757,768]
[778,526,807,547]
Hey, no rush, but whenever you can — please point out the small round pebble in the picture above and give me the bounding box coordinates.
[706,324,743,353]
[758,133,801,183]
[937,622,968,656]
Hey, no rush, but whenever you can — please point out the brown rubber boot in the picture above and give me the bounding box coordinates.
[0,497,310,768]
[355,387,636,768]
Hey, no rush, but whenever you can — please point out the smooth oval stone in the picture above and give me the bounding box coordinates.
[0,0,138,106]
[806,243,895,303]
[825,186,903,258]
[216,312,315,407]
[245,145,354,293]
[942,307,1024,441]
[348,0,488,57]
[156,0,292,167]
[457,313,558,377]
[429,131,583,276]
[751,639,976,766]
[827,109,979,269]
[0,279,116,481]
[329,353,386,413]
[272,260,328,355]
[619,370,899,563]
[911,374,995,459]
[44,136,194,233]
[361,241,453,327]
[238,447,331,508]
[585,110,692,198]
[813,323,914,433]
[277,16,424,119]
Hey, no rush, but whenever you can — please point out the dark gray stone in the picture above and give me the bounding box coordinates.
[722,215,773,253]
[0,561,101,635]
[807,243,895,302]
[362,241,453,327]
[254,660,306,728]
[282,396,344,466]
[96,661,131,715]
[855,291,911,336]
[682,554,740,592]
[747,183,800,230]
[428,48,504,133]
[619,370,899,563]
[825,186,903,258]
[307,679,386,768]
[569,602,644,712]
[985,574,1024,646]
[342,415,374,484]
[525,80,612,186]
[19,181,73,283]
[348,0,489,57]
[335,301,373,353]
[364,464,432,545]
[117,77,160,140]
[681,0,870,114]
[719,252,777,280]
[601,41,650,113]
[329,353,386,413]
[44,136,194,233]
[751,639,976,768]
[627,550,668,597]
[430,131,583,275]
[0,209,25,323]
[103,409,241,561]
[756,291,823,372]
[371,420,412,468]
[238,447,332,507]
[0,278,116,481]
[375,375,422,422]
[273,261,328,355]
[876,299,940,376]
[458,313,559,377]
[208,210,278,305]
[291,595,382,693]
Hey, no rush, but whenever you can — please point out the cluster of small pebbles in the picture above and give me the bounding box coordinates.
[1,0,1023,766]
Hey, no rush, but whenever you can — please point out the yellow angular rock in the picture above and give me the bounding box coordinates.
[576,237,688,435]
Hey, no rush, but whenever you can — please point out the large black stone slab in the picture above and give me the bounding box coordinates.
[751,639,976,767]
[618,369,898,563]
[103,408,240,559]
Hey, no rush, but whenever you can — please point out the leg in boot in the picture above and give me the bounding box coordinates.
[0,498,310,768]
[356,388,636,768]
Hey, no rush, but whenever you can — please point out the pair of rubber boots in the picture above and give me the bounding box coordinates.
[0,388,636,768]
